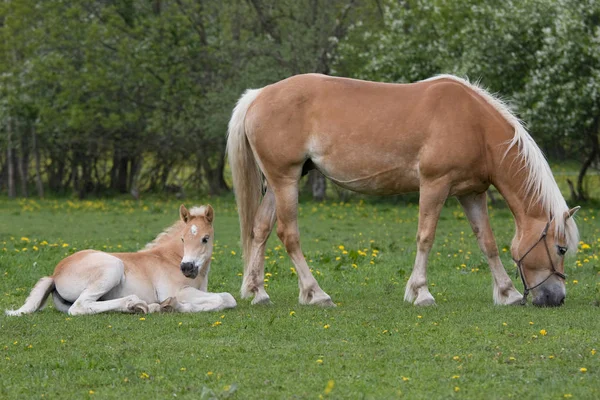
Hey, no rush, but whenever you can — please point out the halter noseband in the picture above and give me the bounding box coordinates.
[512,220,566,305]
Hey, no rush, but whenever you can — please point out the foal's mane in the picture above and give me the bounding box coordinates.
[140,206,209,251]
[425,75,579,252]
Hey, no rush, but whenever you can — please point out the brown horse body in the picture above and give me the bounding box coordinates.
[228,74,578,307]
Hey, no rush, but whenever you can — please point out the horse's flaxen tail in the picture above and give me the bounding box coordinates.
[5,276,55,316]
[226,88,264,270]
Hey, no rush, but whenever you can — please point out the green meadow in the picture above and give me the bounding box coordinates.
[0,197,598,399]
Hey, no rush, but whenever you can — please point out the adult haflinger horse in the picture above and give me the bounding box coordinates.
[227,73,580,308]
[6,205,236,316]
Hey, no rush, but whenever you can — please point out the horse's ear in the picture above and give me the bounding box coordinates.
[564,206,581,220]
[204,205,214,225]
[180,204,190,223]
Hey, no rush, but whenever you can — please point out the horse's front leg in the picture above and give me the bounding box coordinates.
[173,287,237,312]
[273,182,334,307]
[241,189,276,305]
[404,181,450,306]
[458,192,523,305]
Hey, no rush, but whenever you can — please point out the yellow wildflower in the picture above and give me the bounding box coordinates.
[540,329,547,336]
[324,380,335,395]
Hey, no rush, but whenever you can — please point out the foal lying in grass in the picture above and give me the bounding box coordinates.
[6,205,236,316]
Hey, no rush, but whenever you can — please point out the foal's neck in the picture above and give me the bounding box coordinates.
[143,237,183,264]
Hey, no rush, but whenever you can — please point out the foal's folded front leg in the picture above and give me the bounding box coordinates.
[173,287,237,312]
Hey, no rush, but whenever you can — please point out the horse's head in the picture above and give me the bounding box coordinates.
[512,207,579,307]
[178,204,214,279]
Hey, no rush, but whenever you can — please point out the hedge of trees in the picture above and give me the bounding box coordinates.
[1,0,598,200]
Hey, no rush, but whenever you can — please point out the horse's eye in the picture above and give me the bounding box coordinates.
[202,235,209,244]
[181,237,184,242]
[557,246,567,256]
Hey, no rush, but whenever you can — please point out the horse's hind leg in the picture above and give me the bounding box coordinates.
[241,188,276,305]
[458,192,522,305]
[62,257,148,315]
[272,182,334,306]
[405,182,449,306]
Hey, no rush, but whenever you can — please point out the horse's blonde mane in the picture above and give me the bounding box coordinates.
[425,74,579,252]
[141,206,209,251]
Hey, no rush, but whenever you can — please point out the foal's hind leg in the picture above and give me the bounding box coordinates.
[405,182,449,306]
[272,182,334,306]
[241,188,276,305]
[458,192,522,305]
[61,257,149,315]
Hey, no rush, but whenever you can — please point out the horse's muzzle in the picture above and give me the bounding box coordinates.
[532,285,565,307]
[180,262,199,279]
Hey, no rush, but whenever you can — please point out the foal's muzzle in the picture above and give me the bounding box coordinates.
[180,262,199,279]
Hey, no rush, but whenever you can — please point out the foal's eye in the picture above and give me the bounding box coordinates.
[202,235,210,244]
[557,246,568,256]
[181,237,184,242]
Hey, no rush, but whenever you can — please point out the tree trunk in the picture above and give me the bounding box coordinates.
[575,136,599,202]
[574,119,600,202]
[308,170,326,202]
[17,132,30,198]
[7,118,16,198]
[32,126,44,198]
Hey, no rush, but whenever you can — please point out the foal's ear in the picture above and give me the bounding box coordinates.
[180,204,190,223]
[564,206,581,220]
[204,205,214,225]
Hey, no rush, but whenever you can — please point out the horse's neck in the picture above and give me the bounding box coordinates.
[490,149,548,228]
[141,238,182,264]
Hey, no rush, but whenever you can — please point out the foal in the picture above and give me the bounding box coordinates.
[6,205,236,316]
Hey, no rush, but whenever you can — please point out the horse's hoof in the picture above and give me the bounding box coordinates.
[304,292,336,307]
[132,302,149,314]
[414,293,436,306]
[160,297,177,312]
[313,297,336,307]
[251,294,271,305]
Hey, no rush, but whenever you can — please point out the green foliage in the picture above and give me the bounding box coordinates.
[0,0,598,198]
[1,198,599,398]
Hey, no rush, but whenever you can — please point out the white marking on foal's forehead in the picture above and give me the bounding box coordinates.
[191,225,198,236]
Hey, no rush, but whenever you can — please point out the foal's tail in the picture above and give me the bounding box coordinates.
[5,276,55,316]
[227,88,264,267]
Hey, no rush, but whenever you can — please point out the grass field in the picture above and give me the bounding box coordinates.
[1,196,599,399]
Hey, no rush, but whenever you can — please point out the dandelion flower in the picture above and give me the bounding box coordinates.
[289,311,296,316]
[324,380,335,395]
[324,324,330,329]
[401,376,410,382]
[454,387,460,392]
[316,359,323,364]
[580,367,587,373]
[539,329,547,336]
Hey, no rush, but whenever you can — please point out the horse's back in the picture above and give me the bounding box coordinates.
[247,74,501,195]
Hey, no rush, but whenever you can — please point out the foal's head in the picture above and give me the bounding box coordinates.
[178,204,214,279]
[512,207,579,307]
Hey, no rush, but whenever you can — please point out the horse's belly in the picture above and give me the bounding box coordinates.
[316,157,420,195]
[103,275,157,304]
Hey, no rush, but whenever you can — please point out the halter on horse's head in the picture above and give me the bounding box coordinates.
[512,207,580,307]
